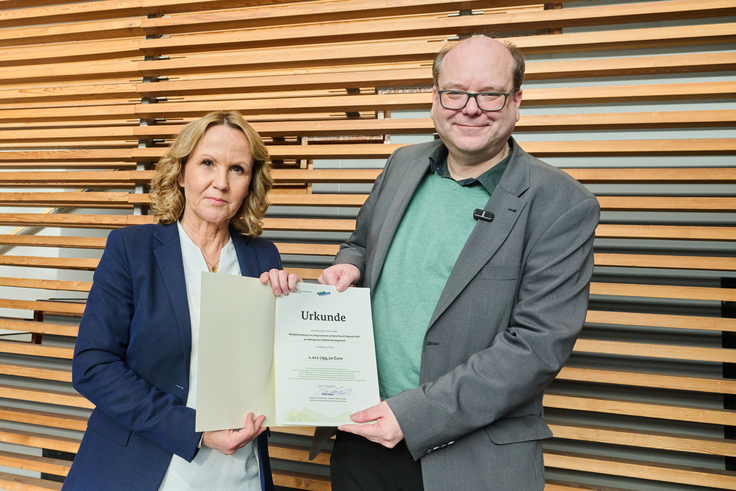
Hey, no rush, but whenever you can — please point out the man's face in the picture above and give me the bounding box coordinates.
[431,37,523,167]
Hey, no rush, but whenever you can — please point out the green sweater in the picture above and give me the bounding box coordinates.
[371,170,491,399]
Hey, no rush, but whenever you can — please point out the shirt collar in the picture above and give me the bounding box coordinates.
[429,139,514,195]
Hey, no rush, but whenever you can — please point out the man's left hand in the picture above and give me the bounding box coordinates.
[338,400,404,448]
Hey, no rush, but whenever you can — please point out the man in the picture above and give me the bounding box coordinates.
[316,36,600,491]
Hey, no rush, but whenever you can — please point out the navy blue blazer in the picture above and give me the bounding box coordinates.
[64,222,280,491]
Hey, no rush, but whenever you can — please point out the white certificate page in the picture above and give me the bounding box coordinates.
[196,274,379,431]
[274,283,380,426]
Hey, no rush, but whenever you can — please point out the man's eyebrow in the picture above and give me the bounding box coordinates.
[440,83,508,92]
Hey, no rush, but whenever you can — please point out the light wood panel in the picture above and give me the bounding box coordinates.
[0,1,733,490]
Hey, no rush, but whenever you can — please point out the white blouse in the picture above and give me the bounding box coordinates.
[158,222,260,491]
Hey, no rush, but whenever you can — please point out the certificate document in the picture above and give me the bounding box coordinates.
[196,273,380,431]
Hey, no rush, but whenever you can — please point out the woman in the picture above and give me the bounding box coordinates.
[64,111,299,491]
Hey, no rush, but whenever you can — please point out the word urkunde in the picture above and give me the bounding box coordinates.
[301,311,347,322]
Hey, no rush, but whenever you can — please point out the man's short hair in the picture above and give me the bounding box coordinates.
[432,37,525,93]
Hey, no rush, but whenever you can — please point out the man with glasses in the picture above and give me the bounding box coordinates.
[316,36,600,491]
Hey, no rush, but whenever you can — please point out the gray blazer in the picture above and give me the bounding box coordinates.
[332,138,599,491]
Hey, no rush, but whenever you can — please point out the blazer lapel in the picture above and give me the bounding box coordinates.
[153,223,192,365]
[428,139,531,327]
[369,144,439,290]
[230,228,259,278]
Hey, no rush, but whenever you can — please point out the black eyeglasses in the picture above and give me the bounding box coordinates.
[437,90,511,112]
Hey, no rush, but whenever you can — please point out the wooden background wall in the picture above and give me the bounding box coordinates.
[0,0,734,490]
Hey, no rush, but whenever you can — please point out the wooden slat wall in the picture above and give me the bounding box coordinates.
[0,0,734,489]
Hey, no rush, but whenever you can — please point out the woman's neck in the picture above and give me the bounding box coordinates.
[179,217,231,271]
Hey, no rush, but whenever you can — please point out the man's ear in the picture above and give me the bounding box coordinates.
[430,86,439,121]
[512,88,523,121]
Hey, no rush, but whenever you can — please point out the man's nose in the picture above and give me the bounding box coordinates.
[463,95,482,115]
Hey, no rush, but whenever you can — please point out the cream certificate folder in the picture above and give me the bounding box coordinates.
[196,273,380,431]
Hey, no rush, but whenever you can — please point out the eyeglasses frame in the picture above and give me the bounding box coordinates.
[436,89,512,112]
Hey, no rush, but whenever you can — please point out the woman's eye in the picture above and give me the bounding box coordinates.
[201,159,213,167]
[231,165,245,174]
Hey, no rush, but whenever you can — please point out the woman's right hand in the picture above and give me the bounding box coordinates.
[260,269,302,296]
[202,412,266,455]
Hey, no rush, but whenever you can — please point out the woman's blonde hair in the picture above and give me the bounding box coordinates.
[150,111,273,237]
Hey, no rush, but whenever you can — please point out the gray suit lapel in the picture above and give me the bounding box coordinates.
[369,147,437,291]
[429,140,531,327]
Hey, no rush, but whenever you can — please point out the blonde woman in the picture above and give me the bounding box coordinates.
[65,112,298,491]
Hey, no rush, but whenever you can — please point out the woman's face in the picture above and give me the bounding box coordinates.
[178,125,253,229]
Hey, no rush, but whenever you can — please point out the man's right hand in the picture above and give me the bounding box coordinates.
[318,264,361,292]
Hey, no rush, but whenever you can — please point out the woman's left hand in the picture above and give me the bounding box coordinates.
[202,413,266,455]
[260,269,302,296]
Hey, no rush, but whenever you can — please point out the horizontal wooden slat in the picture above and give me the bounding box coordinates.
[524,51,736,80]
[543,394,736,426]
[0,256,99,271]
[565,167,736,183]
[0,0,306,26]
[263,218,355,232]
[545,483,627,491]
[517,21,736,55]
[270,426,320,438]
[0,18,146,49]
[0,363,72,383]
[0,428,78,454]
[0,300,85,316]
[0,341,74,360]
[590,282,736,302]
[0,406,87,432]
[0,213,148,228]
[0,320,78,338]
[274,243,341,256]
[523,80,736,106]
[0,470,63,491]
[0,104,138,123]
[548,422,736,457]
[0,58,142,85]
[272,469,331,491]
[0,385,92,409]
[586,310,736,332]
[0,82,140,104]
[0,38,145,67]
[573,339,736,363]
[594,253,736,271]
[269,442,330,466]
[557,367,736,395]
[0,449,70,477]
[596,196,736,212]
[0,235,107,249]
[544,450,736,489]
[596,224,736,241]
[0,277,92,293]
